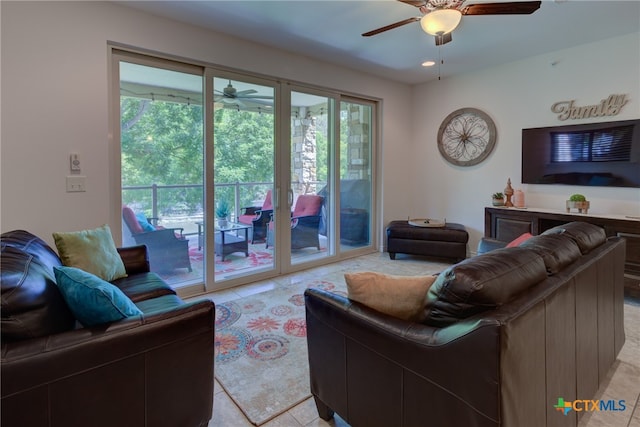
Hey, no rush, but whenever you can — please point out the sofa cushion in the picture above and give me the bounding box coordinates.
[292,194,323,217]
[53,224,127,281]
[122,205,144,234]
[422,247,547,327]
[134,293,185,315]
[54,266,142,327]
[345,272,437,322]
[1,246,76,340]
[519,234,582,275]
[262,189,273,210]
[111,272,177,302]
[542,221,606,254]
[1,229,63,277]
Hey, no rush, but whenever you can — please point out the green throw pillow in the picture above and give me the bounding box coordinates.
[53,224,127,281]
[53,266,142,327]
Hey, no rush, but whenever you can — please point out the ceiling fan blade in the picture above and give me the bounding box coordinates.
[216,97,242,105]
[435,32,452,46]
[236,89,258,96]
[397,0,427,7]
[461,1,541,15]
[362,17,421,37]
[241,95,274,100]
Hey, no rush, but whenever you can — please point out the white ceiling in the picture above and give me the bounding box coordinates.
[119,0,640,85]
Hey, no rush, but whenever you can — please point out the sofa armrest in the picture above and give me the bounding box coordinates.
[117,244,150,274]
[1,299,215,427]
[1,299,214,392]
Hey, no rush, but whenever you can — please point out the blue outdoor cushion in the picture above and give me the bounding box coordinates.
[135,212,155,232]
[53,266,143,327]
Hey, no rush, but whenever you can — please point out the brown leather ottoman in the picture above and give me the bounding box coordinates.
[386,221,468,262]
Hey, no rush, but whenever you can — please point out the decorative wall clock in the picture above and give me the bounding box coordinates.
[437,108,497,166]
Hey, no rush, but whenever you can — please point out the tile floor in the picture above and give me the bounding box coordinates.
[188,252,640,427]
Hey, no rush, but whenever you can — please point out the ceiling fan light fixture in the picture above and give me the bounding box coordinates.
[420,9,462,36]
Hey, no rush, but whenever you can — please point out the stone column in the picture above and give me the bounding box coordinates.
[291,107,317,194]
[344,104,370,180]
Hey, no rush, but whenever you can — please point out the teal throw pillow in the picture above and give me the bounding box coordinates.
[135,212,156,232]
[54,266,143,327]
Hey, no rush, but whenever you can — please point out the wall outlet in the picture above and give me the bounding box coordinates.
[66,176,86,192]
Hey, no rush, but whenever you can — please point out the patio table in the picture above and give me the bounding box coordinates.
[196,221,250,261]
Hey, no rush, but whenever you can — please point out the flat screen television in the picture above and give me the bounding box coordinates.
[521,119,640,188]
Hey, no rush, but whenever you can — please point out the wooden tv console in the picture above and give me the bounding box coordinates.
[485,206,640,298]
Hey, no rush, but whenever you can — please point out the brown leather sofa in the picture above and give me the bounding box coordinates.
[1,230,215,427]
[305,222,626,427]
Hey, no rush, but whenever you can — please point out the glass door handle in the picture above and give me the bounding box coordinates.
[287,189,294,209]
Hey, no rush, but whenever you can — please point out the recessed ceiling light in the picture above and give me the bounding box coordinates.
[422,60,436,67]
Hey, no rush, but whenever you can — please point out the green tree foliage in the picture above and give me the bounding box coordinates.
[121,98,203,186]
[121,97,203,214]
[213,108,274,184]
[213,107,275,211]
[121,97,277,216]
[121,96,359,217]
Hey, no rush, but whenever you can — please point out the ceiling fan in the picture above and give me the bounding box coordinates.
[214,81,273,107]
[363,0,541,45]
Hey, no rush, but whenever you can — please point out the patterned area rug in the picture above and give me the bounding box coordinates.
[214,279,346,425]
[189,245,274,274]
[158,244,274,285]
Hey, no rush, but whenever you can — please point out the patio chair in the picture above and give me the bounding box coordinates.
[238,190,273,243]
[122,206,192,272]
[266,194,324,250]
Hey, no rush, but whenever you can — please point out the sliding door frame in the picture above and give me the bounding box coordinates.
[109,44,381,297]
[204,68,283,292]
[110,48,207,297]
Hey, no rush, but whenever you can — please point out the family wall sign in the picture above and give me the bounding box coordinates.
[551,94,629,121]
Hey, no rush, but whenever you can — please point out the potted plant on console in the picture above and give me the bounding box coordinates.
[492,192,505,206]
[566,193,590,214]
[216,198,231,228]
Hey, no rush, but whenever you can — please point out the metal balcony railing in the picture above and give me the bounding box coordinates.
[122,180,326,224]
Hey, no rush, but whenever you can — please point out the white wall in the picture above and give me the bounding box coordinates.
[411,33,640,253]
[2,2,638,256]
[0,1,412,247]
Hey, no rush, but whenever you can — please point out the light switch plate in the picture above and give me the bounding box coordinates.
[66,176,86,192]
[70,153,81,171]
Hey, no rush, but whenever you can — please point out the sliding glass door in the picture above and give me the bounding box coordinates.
[210,73,277,285]
[113,49,377,295]
[287,90,336,266]
[339,100,373,253]
[117,56,205,294]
